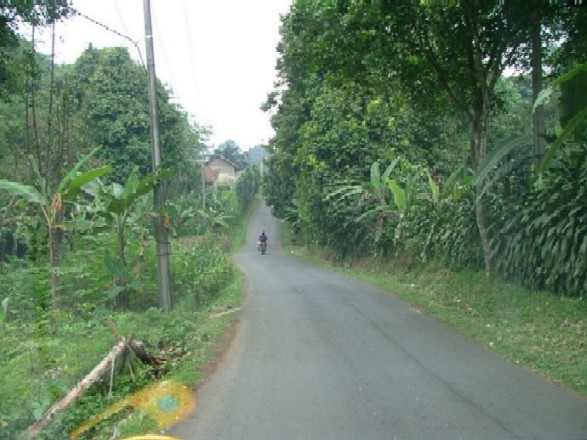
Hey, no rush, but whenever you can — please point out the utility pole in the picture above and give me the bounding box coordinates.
[201,159,206,210]
[201,145,208,211]
[144,0,172,311]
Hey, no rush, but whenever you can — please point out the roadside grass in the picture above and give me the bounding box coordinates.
[69,275,243,440]
[280,222,587,398]
[60,199,257,439]
[2,201,256,440]
[2,260,243,440]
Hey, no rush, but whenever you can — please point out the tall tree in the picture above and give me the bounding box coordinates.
[213,139,247,169]
[272,0,534,272]
[371,1,534,273]
[0,1,70,100]
[67,46,199,184]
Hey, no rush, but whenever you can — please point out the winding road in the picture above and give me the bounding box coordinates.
[169,202,587,440]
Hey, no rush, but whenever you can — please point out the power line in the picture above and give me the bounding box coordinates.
[71,6,146,69]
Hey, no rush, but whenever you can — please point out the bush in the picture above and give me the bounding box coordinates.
[173,234,235,308]
[235,166,261,211]
[494,147,587,296]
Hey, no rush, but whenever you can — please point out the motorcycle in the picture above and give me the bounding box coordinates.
[257,240,267,255]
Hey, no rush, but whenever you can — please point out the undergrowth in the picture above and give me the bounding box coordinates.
[1,200,256,440]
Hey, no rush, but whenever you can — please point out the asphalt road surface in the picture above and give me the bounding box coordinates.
[169,202,587,440]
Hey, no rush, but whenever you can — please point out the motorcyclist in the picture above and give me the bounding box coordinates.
[258,231,268,253]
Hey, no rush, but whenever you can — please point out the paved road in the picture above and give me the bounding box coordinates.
[169,202,587,440]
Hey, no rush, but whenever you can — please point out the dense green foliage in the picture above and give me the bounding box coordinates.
[494,147,587,296]
[68,46,202,184]
[213,139,248,169]
[235,165,261,211]
[0,229,241,439]
[0,1,71,100]
[0,11,262,438]
[264,1,587,297]
[0,174,252,439]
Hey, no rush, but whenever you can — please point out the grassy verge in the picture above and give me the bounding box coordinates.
[62,199,258,439]
[68,205,258,439]
[2,201,257,440]
[280,225,587,398]
[81,275,243,439]
[2,280,243,440]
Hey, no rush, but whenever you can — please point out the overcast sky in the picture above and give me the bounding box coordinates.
[32,0,292,150]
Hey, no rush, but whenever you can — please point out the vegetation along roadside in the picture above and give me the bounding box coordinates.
[0,5,263,436]
[261,1,587,404]
[1,172,259,440]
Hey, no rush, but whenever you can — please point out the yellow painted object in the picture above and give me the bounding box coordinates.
[70,381,196,439]
[121,436,182,440]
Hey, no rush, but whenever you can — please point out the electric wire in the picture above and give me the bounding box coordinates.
[70,6,146,69]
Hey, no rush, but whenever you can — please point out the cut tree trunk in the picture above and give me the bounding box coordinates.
[25,337,130,438]
[49,224,64,310]
[128,339,166,371]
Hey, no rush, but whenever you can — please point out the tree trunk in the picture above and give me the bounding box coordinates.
[49,224,63,310]
[25,337,130,437]
[475,182,493,274]
[532,11,546,170]
[463,1,495,275]
[116,221,129,309]
[471,103,494,275]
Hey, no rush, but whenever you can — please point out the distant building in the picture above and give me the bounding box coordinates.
[204,155,242,188]
[247,145,269,174]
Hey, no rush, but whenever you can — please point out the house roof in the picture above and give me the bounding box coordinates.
[205,154,242,170]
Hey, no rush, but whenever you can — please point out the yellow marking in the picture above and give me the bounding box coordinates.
[70,381,196,439]
[120,436,183,440]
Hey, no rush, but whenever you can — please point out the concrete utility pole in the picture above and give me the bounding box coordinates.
[201,159,207,211]
[143,0,172,311]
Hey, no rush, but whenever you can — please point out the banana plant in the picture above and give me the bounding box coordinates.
[0,148,111,309]
[385,160,424,245]
[196,207,231,233]
[325,159,401,242]
[534,62,587,172]
[85,167,157,308]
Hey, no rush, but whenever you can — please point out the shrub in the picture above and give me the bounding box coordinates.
[495,147,587,296]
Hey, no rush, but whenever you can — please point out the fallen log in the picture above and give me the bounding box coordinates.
[129,339,167,372]
[25,336,130,438]
[106,316,165,372]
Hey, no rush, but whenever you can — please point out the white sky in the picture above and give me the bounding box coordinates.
[31,0,292,151]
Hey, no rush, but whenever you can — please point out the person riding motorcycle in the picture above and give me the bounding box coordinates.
[258,231,268,254]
